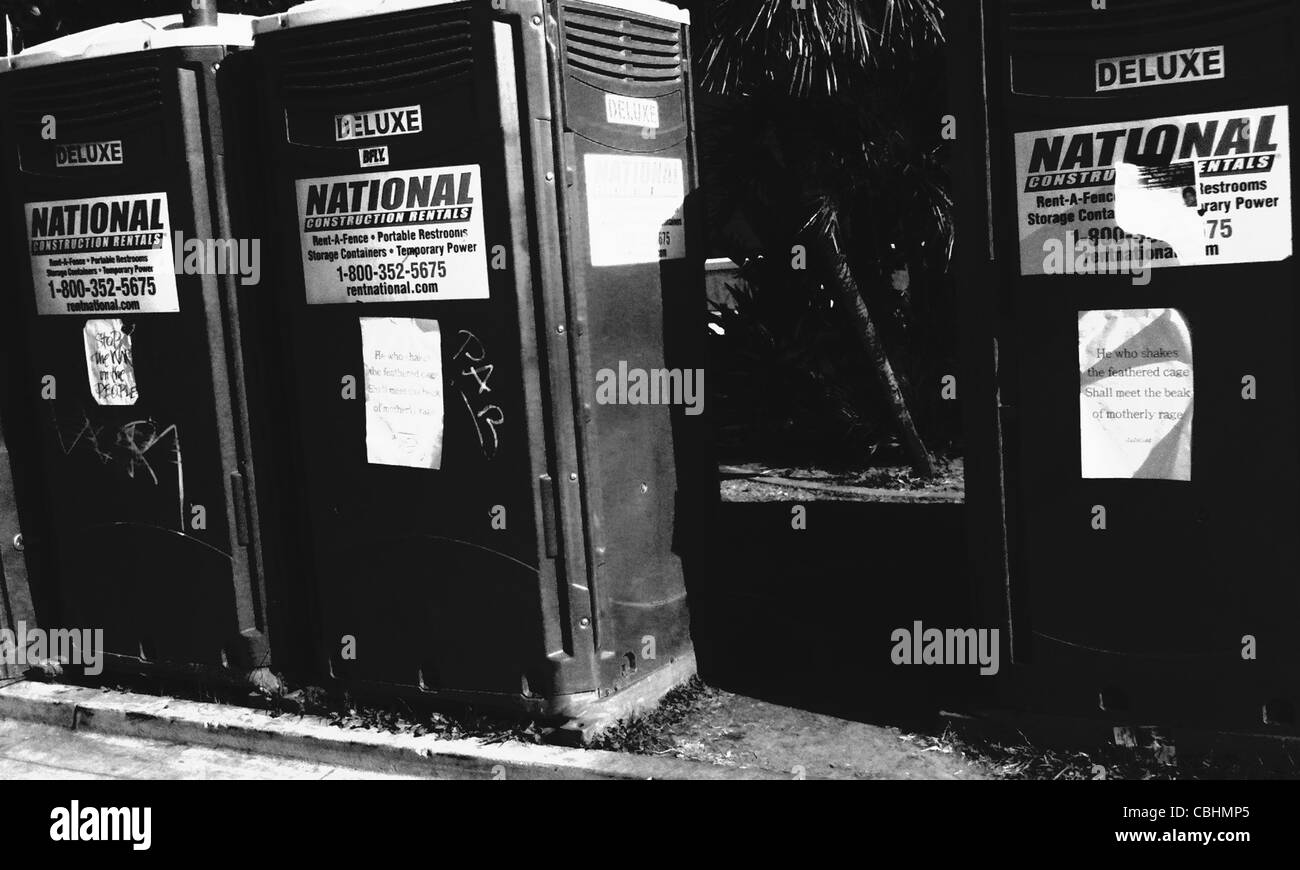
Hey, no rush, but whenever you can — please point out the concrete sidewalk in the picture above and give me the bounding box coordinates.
[0,680,988,780]
[0,681,789,780]
[0,718,422,779]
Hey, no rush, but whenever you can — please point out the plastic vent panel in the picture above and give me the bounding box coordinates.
[562,2,683,84]
[275,3,474,98]
[1007,0,1286,35]
[10,57,163,128]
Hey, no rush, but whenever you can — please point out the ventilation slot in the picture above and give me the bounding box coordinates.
[1009,0,1285,34]
[562,4,682,84]
[11,60,163,129]
[276,6,474,98]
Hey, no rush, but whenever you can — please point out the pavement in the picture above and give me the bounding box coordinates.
[0,680,788,780]
[0,718,421,779]
[0,679,989,780]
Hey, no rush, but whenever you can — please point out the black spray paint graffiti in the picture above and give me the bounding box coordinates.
[50,405,187,530]
[451,329,504,459]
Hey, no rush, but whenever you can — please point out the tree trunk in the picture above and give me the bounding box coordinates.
[809,220,937,478]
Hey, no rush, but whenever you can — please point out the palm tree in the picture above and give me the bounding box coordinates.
[695,0,950,477]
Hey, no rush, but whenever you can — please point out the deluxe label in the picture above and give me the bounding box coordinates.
[605,93,660,129]
[55,140,124,167]
[1096,46,1224,92]
[334,105,423,142]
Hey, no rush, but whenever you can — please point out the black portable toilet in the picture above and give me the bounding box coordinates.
[0,10,286,679]
[250,0,706,719]
[969,0,1300,730]
[0,423,35,679]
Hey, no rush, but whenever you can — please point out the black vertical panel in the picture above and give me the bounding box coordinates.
[0,48,270,671]
[943,0,1013,686]
[255,0,702,712]
[555,0,699,684]
[987,0,1300,725]
[256,3,558,702]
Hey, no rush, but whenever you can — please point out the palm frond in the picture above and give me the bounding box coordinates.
[700,0,945,98]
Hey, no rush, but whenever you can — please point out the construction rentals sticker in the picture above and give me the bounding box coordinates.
[1015,105,1291,276]
[26,192,178,315]
[584,154,685,266]
[295,164,490,304]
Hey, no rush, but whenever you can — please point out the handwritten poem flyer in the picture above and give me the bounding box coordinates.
[360,317,444,470]
[1079,308,1193,480]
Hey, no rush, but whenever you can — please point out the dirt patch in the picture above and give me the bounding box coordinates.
[938,721,1300,780]
[593,678,988,780]
[720,458,964,503]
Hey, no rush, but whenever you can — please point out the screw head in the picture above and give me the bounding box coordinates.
[569,472,578,481]
[531,14,543,25]
[12,533,22,551]
[579,617,591,628]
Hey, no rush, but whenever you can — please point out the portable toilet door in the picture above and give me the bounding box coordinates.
[0,13,283,679]
[981,0,1300,729]
[249,0,705,716]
